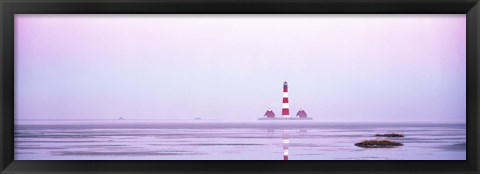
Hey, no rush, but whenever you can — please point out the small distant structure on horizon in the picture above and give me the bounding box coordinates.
[118,117,125,120]
[194,117,202,120]
[259,82,312,120]
[264,108,276,118]
[296,109,308,118]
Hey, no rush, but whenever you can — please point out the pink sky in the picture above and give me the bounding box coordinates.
[14,14,466,122]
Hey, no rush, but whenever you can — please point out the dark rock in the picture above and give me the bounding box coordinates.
[375,133,404,137]
[355,139,403,148]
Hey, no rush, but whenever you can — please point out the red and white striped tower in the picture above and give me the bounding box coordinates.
[282,81,290,118]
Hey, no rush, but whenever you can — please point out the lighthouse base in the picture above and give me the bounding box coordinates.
[258,117,313,120]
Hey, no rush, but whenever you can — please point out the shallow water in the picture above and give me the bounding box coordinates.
[14,120,466,160]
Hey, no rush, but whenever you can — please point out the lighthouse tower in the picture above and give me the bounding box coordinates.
[282,81,290,118]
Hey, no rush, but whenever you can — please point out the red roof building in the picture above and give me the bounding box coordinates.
[296,109,308,118]
[264,108,276,118]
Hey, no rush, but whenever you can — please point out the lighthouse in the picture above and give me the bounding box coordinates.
[259,82,312,120]
[282,81,290,118]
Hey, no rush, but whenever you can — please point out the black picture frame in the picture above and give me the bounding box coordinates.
[1,0,479,173]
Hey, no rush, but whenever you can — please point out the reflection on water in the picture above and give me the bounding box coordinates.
[282,130,289,160]
[14,120,466,160]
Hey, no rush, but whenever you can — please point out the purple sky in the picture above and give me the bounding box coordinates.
[14,14,466,122]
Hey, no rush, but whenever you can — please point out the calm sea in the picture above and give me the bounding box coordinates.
[14,120,466,160]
